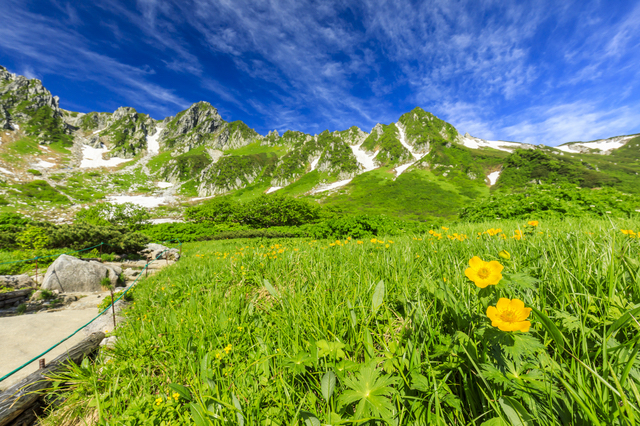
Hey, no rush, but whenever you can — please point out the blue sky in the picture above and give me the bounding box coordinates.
[1,0,639,145]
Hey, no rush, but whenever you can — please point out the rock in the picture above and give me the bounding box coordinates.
[140,243,180,261]
[41,255,123,293]
[100,336,117,348]
[0,274,36,289]
[123,268,139,278]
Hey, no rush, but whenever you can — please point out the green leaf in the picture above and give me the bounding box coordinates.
[168,383,192,401]
[480,418,509,426]
[372,280,385,314]
[607,304,640,339]
[232,393,244,426]
[499,396,534,426]
[263,279,280,300]
[321,370,336,402]
[300,411,321,426]
[190,403,210,426]
[530,307,565,352]
[338,362,397,420]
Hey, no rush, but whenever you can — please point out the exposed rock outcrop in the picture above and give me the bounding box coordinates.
[0,66,62,130]
[0,275,36,289]
[42,255,123,293]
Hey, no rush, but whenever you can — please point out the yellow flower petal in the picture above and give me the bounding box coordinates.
[468,256,484,270]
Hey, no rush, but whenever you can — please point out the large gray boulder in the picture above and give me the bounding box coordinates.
[0,274,36,289]
[42,255,123,293]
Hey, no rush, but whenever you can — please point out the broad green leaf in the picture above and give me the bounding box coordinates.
[347,299,357,328]
[190,403,210,426]
[530,307,565,352]
[321,370,336,402]
[168,383,192,401]
[607,304,640,339]
[263,279,280,300]
[372,280,385,314]
[232,393,244,426]
[499,396,534,426]
[300,411,321,426]
[480,418,509,426]
[338,362,397,419]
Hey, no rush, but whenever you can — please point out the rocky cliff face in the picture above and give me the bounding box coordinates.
[159,102,226,154]
[0,66,62,130]
[0,66,72,146]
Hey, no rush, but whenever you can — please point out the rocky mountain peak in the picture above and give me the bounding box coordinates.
[0,66,62,131]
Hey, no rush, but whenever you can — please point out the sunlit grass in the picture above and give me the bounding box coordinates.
[42,217,640,425]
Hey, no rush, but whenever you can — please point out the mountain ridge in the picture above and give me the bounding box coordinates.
[0,65,638,222]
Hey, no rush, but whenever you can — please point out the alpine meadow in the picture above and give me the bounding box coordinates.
[1,1,640,425]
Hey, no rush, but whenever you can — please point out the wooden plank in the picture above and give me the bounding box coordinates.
[0,331,105,426]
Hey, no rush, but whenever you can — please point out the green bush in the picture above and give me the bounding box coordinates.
[460,183,640,222]
[140,222,248,242]
[185,194,322,228]
[47,223,150,254]
[27,169,42,176]
[239,194,321,228]
[75,202,150,230]
[184,197,239,223]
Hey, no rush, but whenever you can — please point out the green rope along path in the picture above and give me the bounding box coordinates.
[0,239,182,383]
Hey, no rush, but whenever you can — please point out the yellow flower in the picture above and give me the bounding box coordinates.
[172,392,180,400]
[442,226,449,230]
[486,298,532,332]
[621,229,634,235]
[357,240,363,244]
[498,250,511,260]
[155,397,163,406]
[512,230,523,240]
[385,244,390,248]
[528,220,539,226]
[464,256,504,288]
[370,238,377,243]
[225,344,232,353]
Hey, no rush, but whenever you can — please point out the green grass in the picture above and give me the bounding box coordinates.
[279,170,330,197]
[225,141,286,156]
[320,168,479,221]
[41,217,640,425]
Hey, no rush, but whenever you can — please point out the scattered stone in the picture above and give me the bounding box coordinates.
[0,274,36,289]
[42,255,124,293]
[123,268,139,278]
[140,243,181,261]
[100,336,117,348]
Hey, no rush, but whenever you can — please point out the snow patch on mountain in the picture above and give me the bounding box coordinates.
[309,156,320,171]
[146,126,164,155]
[107,195,171,208]
[396,122,421,161]
[393,122,428,177]
[156,181,173,188]
[0,167,13,175]
[80,145,131,168]
[312,178,353,194]
[35,160,55,168]
[556,135,636,154]
[350,144,377,172]
[487,171,501,185]
[461,133,531,152]
[266,186,282,194]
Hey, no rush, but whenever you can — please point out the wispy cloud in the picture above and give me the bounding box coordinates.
[1,0,638,142]
[0,0,190,116]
